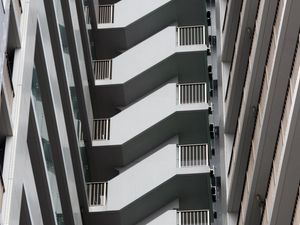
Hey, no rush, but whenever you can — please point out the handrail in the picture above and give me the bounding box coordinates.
[93,59,112,80]
[178,144,209,167]
[177,83,207,104]
[93,118,110,140]
[98,4,114,24]
[87,182,107,206]
[177,209,210,225]
[177,25,206,46]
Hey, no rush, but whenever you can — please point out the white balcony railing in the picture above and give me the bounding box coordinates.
[98,4,114,24]
[177,25,206,46]
[93,59,112,80]
[3,58,14,112]
[87,182,107,206]
[93,119,110,140]
[177,210,210,225]
[177,83,207,104]
[178,144,209,167]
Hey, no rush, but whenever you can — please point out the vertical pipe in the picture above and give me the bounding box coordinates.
[203,26,206,45]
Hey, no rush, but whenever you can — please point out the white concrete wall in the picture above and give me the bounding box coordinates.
[112,26,176,84]
[98,0,171,28]
[95,26,207,86]
[89,143,209,211]
[93,81,208,146]
[146,210,177,225]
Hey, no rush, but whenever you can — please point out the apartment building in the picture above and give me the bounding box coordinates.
[218,0,300,225]
[0,0,218,225]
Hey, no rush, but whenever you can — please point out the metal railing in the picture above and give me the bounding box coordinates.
[177,83,207,104]
[93,119,110,140]
[177,25,206,46]
[93,59,112,80]
[87,182,107,206]
[177,210,210,225]
[98,4,114,24]
[178,144,209,167]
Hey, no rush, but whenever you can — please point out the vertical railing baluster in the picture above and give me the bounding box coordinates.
[177,83,207,104]
[177,144,209,168]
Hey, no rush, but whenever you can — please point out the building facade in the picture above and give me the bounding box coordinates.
[218,0,300,225]
[0,0,219,225]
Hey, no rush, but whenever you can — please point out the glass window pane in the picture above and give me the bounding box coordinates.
[31,66,64,225]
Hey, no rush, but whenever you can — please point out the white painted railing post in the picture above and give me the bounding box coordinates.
[205,144,209,166]
[204,82,207,103]
[178,84,181,104]
[102,182,107,205]
[178,145,182,168]
[110,5,114,23]
[177,27,180,46]
[207,210,210,225]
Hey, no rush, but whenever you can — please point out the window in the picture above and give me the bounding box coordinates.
[31,65,64,225]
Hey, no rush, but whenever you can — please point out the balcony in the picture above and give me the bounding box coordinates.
[92,82,208,145]
[94,0,206,28]
[178,144,209,168]
[94,26,206,83]
[86,141,212,225]
[89,82,210,177]
[92,26,207,107]
[89,0,207,58]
